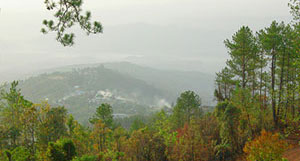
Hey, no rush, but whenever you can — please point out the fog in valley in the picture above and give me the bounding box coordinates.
[1,0,300,160]
[0,0,292,82]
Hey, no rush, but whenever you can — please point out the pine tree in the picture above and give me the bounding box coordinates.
[224,26,257,89]
[258,21,285,126]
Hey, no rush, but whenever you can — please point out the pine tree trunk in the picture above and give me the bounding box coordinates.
[271,53,277,127]
[277,49,286,120]
[259,62,263,109]
[242,56,246,89]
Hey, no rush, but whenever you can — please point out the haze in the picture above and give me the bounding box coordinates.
[0,0,292,82]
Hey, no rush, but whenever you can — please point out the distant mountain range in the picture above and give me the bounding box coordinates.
[16,62,215,124]
[103,62,215,105]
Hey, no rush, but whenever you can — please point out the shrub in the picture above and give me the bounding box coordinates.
[243,130,287,161]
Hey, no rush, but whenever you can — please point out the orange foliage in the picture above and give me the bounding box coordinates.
[123,128,167,161]
[243,130,288,161]
[170,120,216,161]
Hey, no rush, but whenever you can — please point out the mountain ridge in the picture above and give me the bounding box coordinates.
[14,62,215,124]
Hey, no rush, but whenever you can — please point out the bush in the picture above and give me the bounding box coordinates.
[243,130,288,161]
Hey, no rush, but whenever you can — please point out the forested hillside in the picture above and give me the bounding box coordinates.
[38,61,215,105]
[14,62,214,124]
[0,0,299,161]
[18,66,172,124]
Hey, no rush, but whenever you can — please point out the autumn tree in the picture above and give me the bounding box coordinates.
[0,81,32,149]
[71,120,93,157]
[170,119,218,161]
[112,127,127,156]
[124,128,167,161]
[20,105,39,156]
[90,120,111,153]
[243,130,288,161]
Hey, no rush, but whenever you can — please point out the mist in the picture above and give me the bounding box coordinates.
[0,0,293,82]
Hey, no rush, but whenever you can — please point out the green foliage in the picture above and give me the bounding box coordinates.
[70,121,92,156]
[72,155,97,161]
[99,149,125,161]
[215,101,241,154]
[47,139,76,161]
[38,106,68,146]
[289,0,300,21]
[18,66,167,125]
[217,17,300,129]
[213,2,300,159]
[224,26,258,88]
[258,21,285,53]
[89,103,113,128]
[67,115,76,136]
[0,81,32,150]
[172,90,202,128]
[1,1,300,161]
[114,114,152,130]
[129,118,145,133]
[47,142,65,161]
[61,139,77,161]
[42,0,103,46]
[214,143,232,161]
[149,110,177,146]
[5,146,31,161]
[215,67,237,101]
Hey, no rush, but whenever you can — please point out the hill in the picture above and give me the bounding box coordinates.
[18,66,172,124]
[17,62,215,124]
[41,62,216,105]
[103,62,215,105]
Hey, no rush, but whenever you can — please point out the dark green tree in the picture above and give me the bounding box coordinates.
[89,103,113,128]
[46,139,76,161]
[172,91,202,127]
[215,67,237,101]
[224,26,258,89]
[258,21,285,126]
[67,115,75,137]
[215,101,241,155]
[47,142,65,161]
[61,139,77,161]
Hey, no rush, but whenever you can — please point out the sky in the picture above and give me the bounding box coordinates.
[0,0,293,82]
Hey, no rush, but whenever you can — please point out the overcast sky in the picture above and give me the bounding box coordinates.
[0,0,293,81]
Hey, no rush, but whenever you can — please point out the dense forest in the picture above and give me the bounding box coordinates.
[0,0,299,161]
